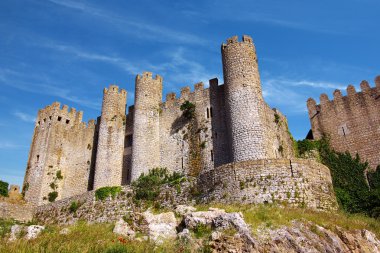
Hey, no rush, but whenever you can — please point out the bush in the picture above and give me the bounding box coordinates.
[132,168,185,204]
[69,201,81,213]
[0,180,9,197]
[48,191,58,202]
[180,101,196,120]
[95,186,122,201]
[304,136,380,216]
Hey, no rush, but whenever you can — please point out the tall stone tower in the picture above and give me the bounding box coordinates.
[131,72,162,181]
[94,85,127,189]
[222,35,267,162]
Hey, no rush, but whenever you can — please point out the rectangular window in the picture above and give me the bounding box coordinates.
[58,116,62,121]
[211,150,214,162]
[66,119,70,124]
[210,107,213,118]
[206,108,210,119]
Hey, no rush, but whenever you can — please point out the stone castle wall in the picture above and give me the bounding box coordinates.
[23,102,97,206]
[94,85,127,189]
[198,159,337,210]
[307,77,380,169]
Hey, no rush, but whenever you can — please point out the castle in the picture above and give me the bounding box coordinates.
[307,77,380,170]
[22,35,337,210]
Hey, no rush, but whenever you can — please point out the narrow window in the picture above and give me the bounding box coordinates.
[211,150,214,162]
[210,107,213,118]
[36,155,40,162]
[66,119,70,124]
[206,108,210,119]
[49,116,52,120]
[181,157,184,169]
[58,116,62,121]
[342,127,346,136]
[43,118,46,123]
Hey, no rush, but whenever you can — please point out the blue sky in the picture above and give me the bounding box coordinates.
[0,0,379,187]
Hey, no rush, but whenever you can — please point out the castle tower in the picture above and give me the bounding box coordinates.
[130,72,162,181]
[94,85,127,189]
[221,35,266,162]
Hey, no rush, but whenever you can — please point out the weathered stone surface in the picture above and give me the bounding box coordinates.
[25,225,45,240]
[142,210,177,243]
[0,202,34,222]
[308,78,380,170]
[183,208,225,229]
[175,205,196,216]
[113,219,135,239]
[9,225,23,241]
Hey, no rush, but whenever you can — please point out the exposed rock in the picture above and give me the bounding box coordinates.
[175,205,196,216]
[59,227,70,235]
[25,225,45,240]
[9,225,23,241]
[178,228,192,242]
[184,208,225,229]
[113,219,135,239]
[213,212,257,247]
[143,210,177,243]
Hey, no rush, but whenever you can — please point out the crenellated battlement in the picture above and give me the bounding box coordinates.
[136,72,163,83]
[307,76,380,113]
[36,102,85,127]
[103,84,127,97]
[222,35,254,49]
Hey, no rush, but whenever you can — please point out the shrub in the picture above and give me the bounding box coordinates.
[180,101,196,120]
[69,201,81,213]
[48,191,58,202]
[56,170,63,180]
[193,223,212,239]
[132,168,185,204]
[95,186,122,201]
[0,180,9,197]
[274,113,280,124]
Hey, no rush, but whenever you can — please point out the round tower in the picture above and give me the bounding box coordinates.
[131,72,162,181]
[94,85,127,189]
[221,35,266,162]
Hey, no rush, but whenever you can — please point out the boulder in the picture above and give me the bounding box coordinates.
[177,228,192,242]
[183,208,225,229]
[143,210,177,243]
[113,219,135,239]
[25,225,45,240]
[175,205,196,216]
[9,225,23,241]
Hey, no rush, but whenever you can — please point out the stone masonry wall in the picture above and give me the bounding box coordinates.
[131,73,162,181]
[94,85,127,189]
[0,201,34,222]
[23,102,96,206]
[222,35,267,162]
[307,77,380,169]
[198,159,337,211]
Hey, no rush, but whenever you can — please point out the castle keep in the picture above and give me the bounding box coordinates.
[307,77,380,170]
[22,35,337,210]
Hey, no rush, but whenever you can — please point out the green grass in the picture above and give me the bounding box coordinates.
[195,204,380,236]
[2,204,380,252]
[0,220,190,253]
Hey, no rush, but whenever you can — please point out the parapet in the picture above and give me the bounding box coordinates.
[222,35,254,49]
[209,78,219,89]
[135,72,163,83]
[36,102,85,128]
[307,76,380,118]
[103,85,127,97]
[194,82,204,91]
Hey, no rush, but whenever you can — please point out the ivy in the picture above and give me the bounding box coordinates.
[48,191,58,202]
[180,101,196,120]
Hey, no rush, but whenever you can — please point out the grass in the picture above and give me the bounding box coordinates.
[195,204,380,237]
[2,204,380,252]
[0,220,191,253]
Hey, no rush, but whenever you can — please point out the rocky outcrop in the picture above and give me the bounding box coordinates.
[142,210,177,243]
[9,224,45,241]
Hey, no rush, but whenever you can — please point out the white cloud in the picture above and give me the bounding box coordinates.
[47,0,207,45]
[13,112,36,123]
[0,141,28,149]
